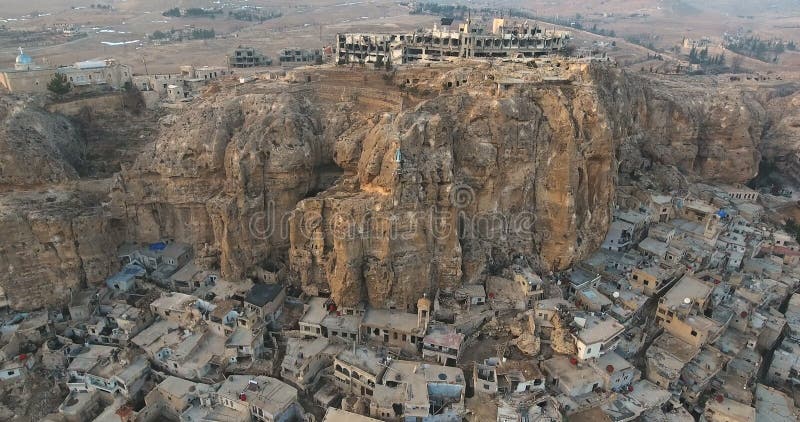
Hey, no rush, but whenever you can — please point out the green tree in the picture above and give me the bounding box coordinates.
[47,74,70,95]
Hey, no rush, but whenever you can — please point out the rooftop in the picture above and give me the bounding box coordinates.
[423,325,464,349]
[335,345,386,376]
[151,292,196,311]
[649,332,699,363]
[568,267,600,287]
[67,345,118,373]
[661,275,712,309]
[541,356,603,389]
[321,312,363,333]
[362,308,423,334]
[754,384,799,422]
[218,375,297,416]
[496,359,543,381]
[245,283,284,307]
[638,237,669,257]
[573,312,624,345]
[596,351,634,373]
[704,397,755,422]
[578,288,612,308]
[300,297,330,326]
[130,320,182,355]
[157,375,209,398]
[322,408,381,422]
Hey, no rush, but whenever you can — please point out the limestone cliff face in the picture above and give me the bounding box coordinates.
[0,187,124,310]
[759,88,800,184]
[0,96,84,189]
[592,69,777,187]
[3,63,797,312]
[116,66,617,309]
[113,64,800,310]
[290,74,616,308]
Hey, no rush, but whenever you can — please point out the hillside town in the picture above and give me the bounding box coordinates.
[0,9,799,422]
[1,172,799,422]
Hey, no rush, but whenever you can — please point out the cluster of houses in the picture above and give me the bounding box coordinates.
[2,180,800,422]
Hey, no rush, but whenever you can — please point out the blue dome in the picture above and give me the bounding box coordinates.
[16,53,32,64]
[15,48,32,64]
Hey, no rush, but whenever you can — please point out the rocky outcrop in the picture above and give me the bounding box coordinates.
[591,69,779,188]
[111,63,800,310]
[0,186,124,310]
[759,88,800,184]
[3,63,797,311]
[0,96,84,189]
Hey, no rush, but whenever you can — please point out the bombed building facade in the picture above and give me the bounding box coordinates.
[336,18,570,65]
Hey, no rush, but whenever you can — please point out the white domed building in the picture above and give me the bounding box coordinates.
[14,47,35,71]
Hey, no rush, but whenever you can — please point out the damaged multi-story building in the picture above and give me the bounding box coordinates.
[336,17,570,65]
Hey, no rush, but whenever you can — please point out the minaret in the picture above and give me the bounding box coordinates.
[417,294,431,329]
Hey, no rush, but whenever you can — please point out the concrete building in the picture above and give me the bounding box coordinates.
[566,267,602,296]
[278,48,322,67]
[700,397,755,422]
[66,346,149,399]
[244,283,286,324]
[766,338,800,387]
[323,408,380,422]
[299,297,330,338]
[370,360,465,420]
[630,265,678,296]
[215,375,303,422]
[105,263,146,293]
[656,275,724,348]
[1,48,132,93]
[593,351,640,391]
[541,356,604,397]
[360,306,428,354]
[421,325,464,365]
[645,333,699,390]
[571,312,625,361]
[140,376,215,421]
[495,359,546,395]
[602,220,636,252]
[281,336,343,390]
[753,383,800,422]
[333,345,385,397]
[57,59,132,90]
[229,46,272,68]
[336,18,570,65]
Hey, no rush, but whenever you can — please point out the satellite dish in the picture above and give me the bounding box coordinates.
[683,298,692,305]
[612,292,620,299]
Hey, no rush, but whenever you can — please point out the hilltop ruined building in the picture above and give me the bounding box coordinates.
[336,18,571,65]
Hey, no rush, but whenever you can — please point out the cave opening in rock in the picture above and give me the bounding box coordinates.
[305,161,344,198]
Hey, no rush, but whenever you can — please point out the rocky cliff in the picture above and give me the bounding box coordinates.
[0,95,84,189]
[114,63,800,310]
[112,64,622,309]
[2,62,798,311]
[0,185,124,310]
[0,95,148,311]
[591,69,782,189]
